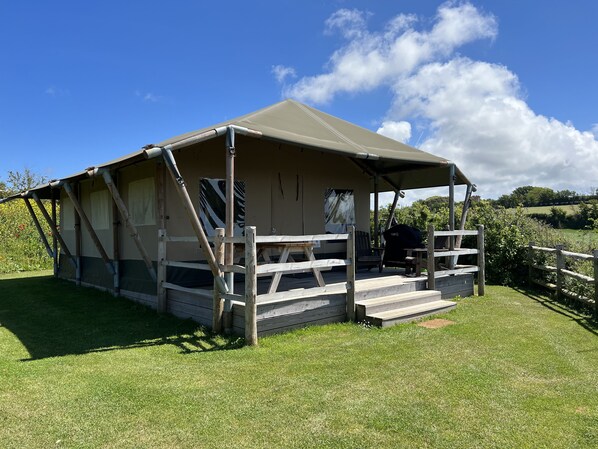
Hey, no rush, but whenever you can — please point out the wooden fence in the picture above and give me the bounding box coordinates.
[527,244,598,318]
[426,224,485,296]
[157,226,355,346]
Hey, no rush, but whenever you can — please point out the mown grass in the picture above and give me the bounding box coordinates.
[1,273,597,448]
[559,228,598,248]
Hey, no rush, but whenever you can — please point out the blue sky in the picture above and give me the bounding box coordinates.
[1,1,597,201]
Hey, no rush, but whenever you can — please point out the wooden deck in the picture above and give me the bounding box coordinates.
[163,268,474,337]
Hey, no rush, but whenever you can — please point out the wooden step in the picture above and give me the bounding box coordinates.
[355,290,442,321]
[354,275,426,301]
[366,300,456,327]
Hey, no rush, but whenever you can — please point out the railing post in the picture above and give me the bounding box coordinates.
[556,244,564,302]
[213,228,225,333]
[244,226,258,346]
[477,224,485,296]
[157,229,167,313]
[427,224,435,290]
[528,242,535,287]
[593,250,598,320]
[346,225,356,321]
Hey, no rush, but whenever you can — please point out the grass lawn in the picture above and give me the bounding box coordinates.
[559,228,598,248]
[1,273,597,448]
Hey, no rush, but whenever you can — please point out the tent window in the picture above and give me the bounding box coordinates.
[61,197,75,231]
[324,188,355,233]
[90,190,110,230]
[199,178,245,237]
[128,178,155,226]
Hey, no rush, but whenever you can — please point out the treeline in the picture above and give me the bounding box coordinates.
[494,185,596,208]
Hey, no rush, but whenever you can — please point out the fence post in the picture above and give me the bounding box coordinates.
[477,224,485,296]
[556,244,564,301]
[346,225,356,321]
[157,229,167,313]
[212,228,225,333]
[593,250,598,320]
[528,242,535,287]
[427,224,435,290]
[244,226,258,346]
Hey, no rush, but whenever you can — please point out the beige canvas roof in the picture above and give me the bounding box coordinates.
[1,99,470,202]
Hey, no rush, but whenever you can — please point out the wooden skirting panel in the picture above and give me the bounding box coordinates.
[435,274,474,299]
[166,289,213,327]
[232,293,347,336]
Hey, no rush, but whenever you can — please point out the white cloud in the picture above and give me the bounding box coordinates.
[135,90,161,103]
[394,58,598,197]
[271,65,297,84]
[377,120,412,143]
[285,2,496,104]
[281,2,598,200]
[45,86,69,97]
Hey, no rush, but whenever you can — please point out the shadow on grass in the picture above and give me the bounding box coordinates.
[513,286,597,337]
[0,274,243,361]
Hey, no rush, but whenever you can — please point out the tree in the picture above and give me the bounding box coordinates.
[0,169,48,198]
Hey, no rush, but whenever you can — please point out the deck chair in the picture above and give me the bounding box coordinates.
[382,224,424,274]
[355,230,383,272]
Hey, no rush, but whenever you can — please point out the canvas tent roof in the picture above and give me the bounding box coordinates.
[1,99,470,202]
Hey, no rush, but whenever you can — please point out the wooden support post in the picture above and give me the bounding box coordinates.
[244,226,258,346]
[111,173,120,296]
[556,244,564,301]
[23,198,54,259]
[427,224,435,290]
[455,184,473,249]
[593,250,598,320]
[477,224,485,296]
[51,196,58,275]
[225,127,236,302]
[384,190,400,232]
[528,242,535,287]
[373,175,379,248]
[157,229,167,313]
[74,184,82,285]
[30,192,77,268]
[101,170,157,282]
[63,182,115,275]
[346,225,356,321]
[448,164,456,269]
[213,228,225,333]
[158,147,223,289]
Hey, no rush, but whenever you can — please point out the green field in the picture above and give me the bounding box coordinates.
[522,204,578,215]
[1,272,597,448]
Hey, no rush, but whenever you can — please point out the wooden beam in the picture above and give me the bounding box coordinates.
[157,229,167,313]
[101,170,157,282]
[63,182,115,275]
[23,197,54,259]
[244,226,258,346]
[51,197,58,275]
[373,175,379,247]
[477,224,485,296]
[213,228,225,333]
[346,225,356,321]
[427,224,435,290]
[30,192,76,268]
[158,147,223,289]
[111,172,120,296]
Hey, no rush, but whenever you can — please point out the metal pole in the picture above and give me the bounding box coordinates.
[373,175,379,247]
[23,197,54,259]
[225,126,236,302]
[448,164,456,269]
[51,196,58,275]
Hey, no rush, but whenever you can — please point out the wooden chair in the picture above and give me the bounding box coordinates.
[355,230,383,272]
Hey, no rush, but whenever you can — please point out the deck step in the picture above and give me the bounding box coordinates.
[367,300,456,327]
[355,290,442,321]
[355,275,426,301]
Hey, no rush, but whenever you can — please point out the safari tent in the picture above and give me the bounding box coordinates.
[1,99,483,344]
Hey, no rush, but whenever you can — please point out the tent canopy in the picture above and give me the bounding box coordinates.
[1,99,470,202]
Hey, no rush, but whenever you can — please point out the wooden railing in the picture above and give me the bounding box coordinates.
[157,226,356,346]
[527,244,598,318]
[426,224,485,295]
